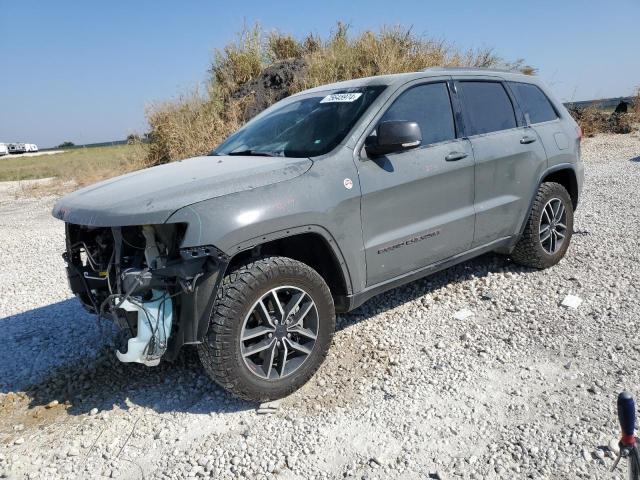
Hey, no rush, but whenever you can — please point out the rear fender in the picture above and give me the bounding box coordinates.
[500,163,579,253]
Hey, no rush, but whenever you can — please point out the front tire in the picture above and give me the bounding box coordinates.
[511,182,574,269]
[198,256,335,402]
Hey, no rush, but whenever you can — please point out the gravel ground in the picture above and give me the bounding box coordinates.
[1,133,639,479]
[0,151,64,160]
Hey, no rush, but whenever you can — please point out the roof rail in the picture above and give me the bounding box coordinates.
[423,66,519,73]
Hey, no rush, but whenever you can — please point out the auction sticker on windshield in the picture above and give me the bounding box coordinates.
[320,93,363,103]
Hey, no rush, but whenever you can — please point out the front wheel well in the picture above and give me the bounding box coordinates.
[541,168,579,209]
[226,233,349,299]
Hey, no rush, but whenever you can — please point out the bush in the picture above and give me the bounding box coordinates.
[146,23,536,165]
[568,106,633,137]
[126,134,142,144]
[57,141,75,148]
[146,90,250,164]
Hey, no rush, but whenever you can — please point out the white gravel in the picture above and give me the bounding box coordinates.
[0,133,639,479]
[0,150,64,160]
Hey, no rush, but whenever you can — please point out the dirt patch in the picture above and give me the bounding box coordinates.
[0,347,210,446]
[10,346,206,416]
[0,392,72,445]
[13,178,76,198]
[231,58,307,120]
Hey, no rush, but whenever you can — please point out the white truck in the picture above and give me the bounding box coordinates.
[0,143,8,156]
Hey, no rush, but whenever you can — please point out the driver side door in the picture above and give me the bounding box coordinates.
[357,80,476,286]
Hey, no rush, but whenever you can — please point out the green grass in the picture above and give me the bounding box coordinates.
[0,144,147,183]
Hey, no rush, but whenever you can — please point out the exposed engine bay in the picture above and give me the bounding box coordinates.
[63,223,228,365]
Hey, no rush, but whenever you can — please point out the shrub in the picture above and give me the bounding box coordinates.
[126,134,142,144]
[146,23,536,165]
[267,32,303,61]
[209,25,264,102]
[146,90,249,165]
[568,106,633,137]
[294,24,504,91]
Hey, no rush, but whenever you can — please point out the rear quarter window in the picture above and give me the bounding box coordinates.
[457,81,517,136]
[508,82,558,124]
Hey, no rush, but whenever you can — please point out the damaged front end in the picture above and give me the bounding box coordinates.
[63,222,228,365]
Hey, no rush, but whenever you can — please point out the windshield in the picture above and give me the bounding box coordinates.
[212,86,386,158]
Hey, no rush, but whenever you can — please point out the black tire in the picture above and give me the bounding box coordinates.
[197,256,335,402]
[511,182,574,269]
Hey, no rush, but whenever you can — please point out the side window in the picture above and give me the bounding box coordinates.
[380,82,455,146]
[457,81,517,136]
[508,82,558,124]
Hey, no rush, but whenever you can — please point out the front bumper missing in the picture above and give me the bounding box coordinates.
[63,226,229,363]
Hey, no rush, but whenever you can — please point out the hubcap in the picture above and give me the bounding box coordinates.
[539,197,567,254]
[240,286,318,380]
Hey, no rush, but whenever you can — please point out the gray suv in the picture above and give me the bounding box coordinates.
[53,68,584,401]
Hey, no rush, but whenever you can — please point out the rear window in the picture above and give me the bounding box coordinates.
[457,81,517,136]
[508,82,558,124]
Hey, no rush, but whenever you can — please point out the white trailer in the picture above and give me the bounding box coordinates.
[8,143,26,154]
[0,143,8,156]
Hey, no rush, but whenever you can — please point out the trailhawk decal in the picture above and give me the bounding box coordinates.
[377,230,441,254]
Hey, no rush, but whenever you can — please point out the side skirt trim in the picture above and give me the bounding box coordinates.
[335,236,512,312]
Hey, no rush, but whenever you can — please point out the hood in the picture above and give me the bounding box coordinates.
[52,155,312,226]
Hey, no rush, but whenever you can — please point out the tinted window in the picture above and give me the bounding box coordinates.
[458,81,516,136]
[380,82,455,145]
[509,82,557,124]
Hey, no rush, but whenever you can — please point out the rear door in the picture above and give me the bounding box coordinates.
[358,79,475,286]
[507,81,574,168]
[455,79,548,247]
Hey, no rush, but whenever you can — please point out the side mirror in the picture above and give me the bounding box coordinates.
[365,121,422,157]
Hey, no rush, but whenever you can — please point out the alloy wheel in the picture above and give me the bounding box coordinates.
[539,197,567,254]
[240,286,318,380]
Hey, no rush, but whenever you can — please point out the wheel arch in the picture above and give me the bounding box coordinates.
[505,163,579,254]
[540,166,579,210]
[225,226,353,303]
[167,227,351,360]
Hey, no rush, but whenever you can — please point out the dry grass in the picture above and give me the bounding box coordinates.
[146,91,250,166]
[0,144,149,195]
[293,24,516,91]
[568,106,635,137]
[146,22,535,165]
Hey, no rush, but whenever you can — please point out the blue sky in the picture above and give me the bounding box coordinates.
[1,0,638,148]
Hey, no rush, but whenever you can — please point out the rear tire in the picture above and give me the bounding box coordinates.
[511,182,574,269]
[198,256,335,402]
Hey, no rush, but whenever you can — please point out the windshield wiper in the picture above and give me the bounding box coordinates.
[226,149,281,157]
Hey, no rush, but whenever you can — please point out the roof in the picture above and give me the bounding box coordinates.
[424,66,530,74]
[295,68,537,95]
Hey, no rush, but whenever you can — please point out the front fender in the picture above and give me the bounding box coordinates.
[167,197,357,295]
[166,156,366,294]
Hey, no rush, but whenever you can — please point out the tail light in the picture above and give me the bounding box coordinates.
[576,125,583,141]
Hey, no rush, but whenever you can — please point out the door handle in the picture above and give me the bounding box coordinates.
[520,135,537,144]
[445,151,468,161]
